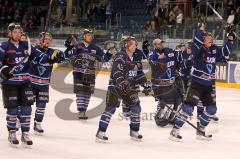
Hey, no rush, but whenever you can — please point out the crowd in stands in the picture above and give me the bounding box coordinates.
[0,0,48,32]
[82,0,113,25]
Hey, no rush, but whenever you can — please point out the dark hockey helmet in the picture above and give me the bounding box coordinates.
[39,32,52,42]
[82,29,93,38]
[83,28,93,35]
[120,35,137,49]
[7,23,23,36]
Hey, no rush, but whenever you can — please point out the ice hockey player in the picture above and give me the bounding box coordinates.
[0,23,49,147]
[64,29,113,120]
[178,41,219,123]
[95,36,151,142]
[169,23,236,141]
[149,38,182,127]
[29,32,70,135]
[120,36,150,118]
[178,40,193,95]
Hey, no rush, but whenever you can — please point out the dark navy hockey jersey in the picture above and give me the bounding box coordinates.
[67,42,112,75]
[191,29,234,86]
[179,48,193,80]
[29,45,69,90]
[149,48,181,86]
[108,51,147,93]
[0,40,48,85]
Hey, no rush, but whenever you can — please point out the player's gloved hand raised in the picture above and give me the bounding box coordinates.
[227,31,237,41]
[0,66,13,80]
[49,49,62,64]
[142,81,152,96]
[64,35,77,50]
[198,22,205,31]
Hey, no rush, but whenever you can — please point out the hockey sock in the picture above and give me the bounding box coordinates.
[130,104,141,131]
[20,106,32,132]
[34,102,46,122]
[122,102,130,113]
[98,106,116,132]
[199,105,217,127]
[174,104,193,128]
[76,92,91,112]
[6,108,18,131]
[197,102,204,116]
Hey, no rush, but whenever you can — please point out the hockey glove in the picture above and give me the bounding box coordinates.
[227,31,237,41]
[0,66,13,80]
[49,49,62,64]
[198,22,205,31]
[142,81,152,96]
[64,35,77,51]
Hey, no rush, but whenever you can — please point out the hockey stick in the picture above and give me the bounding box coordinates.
[163,104,213,137]
[204,1,239,40]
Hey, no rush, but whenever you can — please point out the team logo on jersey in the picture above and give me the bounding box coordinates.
[212,50,217,54]
[117,63,123,70]
[206,64,213,73]
[37,66,47,76]
[166,68,171,78]
[168,53,174,57]
[81,59,90,68]
[18,64,24,72]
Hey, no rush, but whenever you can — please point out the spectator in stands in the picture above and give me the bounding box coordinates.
[146,0,156,16]
[176,9,183,26]
[234,7,240,25]
[99,3,106,23]
[168,6,177,25]
[227,0,235,16]
[105,1,113,25]
[227,9,235,25]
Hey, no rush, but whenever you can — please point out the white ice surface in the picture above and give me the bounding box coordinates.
[0,73,239,159]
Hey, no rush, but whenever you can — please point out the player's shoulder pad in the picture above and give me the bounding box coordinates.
[20,41,29,48]
[0,41,9,50]
[163,47,175,57]
[114,51,126,60]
